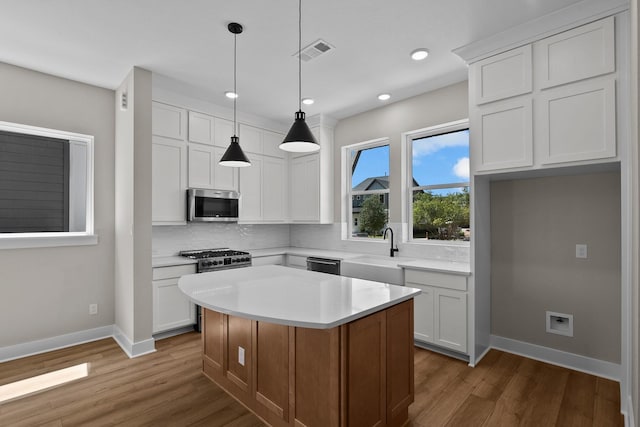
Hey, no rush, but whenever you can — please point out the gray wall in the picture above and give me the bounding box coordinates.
[333,81,468,223]
[490,171,621,363]
[0,62,115,347]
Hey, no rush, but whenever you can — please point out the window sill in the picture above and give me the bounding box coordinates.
[0,233,98,250]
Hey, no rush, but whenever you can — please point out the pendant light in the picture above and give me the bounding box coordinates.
[219,22,251,167]
[280,0,320,153]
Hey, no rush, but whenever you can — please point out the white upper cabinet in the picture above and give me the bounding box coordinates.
[469,16,617,174]
[188,111,215,145]
[238,124,263,154]
[472,45,532,105]
[262,130,285,158]
[535,17,615,89]
[262,156,288,221]
[537,77,616,164]
[239,154,263,222]
[152,103,187,140]
[152,136,187,225]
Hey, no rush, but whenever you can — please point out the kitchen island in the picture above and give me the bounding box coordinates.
[179,265,421,427]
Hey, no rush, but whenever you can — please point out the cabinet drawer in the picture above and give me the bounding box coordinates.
[405,269,467,291]
[286,254,307,269]
[252,255,285,266]
[153,264,197,280]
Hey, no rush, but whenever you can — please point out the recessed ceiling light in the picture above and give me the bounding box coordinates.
[410,48,429,61]
[378,93,391,101]
[225,91,238,99]
[302,98,314,105]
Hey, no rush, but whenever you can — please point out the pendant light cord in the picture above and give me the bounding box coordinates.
[298,0,302,112]
[233,31,237,136]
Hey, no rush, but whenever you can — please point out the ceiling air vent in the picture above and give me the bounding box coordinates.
[295,39,334,62]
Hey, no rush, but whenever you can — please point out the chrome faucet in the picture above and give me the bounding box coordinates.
[383,227,399,257]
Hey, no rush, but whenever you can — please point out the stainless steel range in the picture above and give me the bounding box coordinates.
[180,248,252,332]
[180,248,252,273]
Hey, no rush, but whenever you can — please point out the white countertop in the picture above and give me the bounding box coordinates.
[178,265,421,329]
[154,246,470,275]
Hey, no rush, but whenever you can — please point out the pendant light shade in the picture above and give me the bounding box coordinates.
[219,22,251,168]
[280,0,320,153]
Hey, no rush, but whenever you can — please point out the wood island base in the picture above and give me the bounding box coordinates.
[201,299,414,427]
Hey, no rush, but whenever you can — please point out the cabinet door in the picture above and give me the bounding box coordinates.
[290,154,320,221]
[239,154,262,221]
[262,130,285,158]
[188,143,215,188]
[213,147,239,191]
[152,102,186,140]
[536,16,614,89]
[412,285,434,344]
[434,288,467,353]
[472,97,533,172]
[471,45,532,105]
[214,118,235,148]
[188,111,215,145]
[152,278,195,333]
[152,137,187,224]
[537,77,616,165]
[239,124,263,154]
[262,157,287,221]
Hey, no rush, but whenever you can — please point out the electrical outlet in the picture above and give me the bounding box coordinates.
[89,304,98,315]
[238,346,245,366]
[575,244,588,259]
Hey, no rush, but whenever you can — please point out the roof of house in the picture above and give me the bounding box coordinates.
[353,176,389,191]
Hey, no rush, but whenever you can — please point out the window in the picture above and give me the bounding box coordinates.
[406,120,469,242]
[0,121,95,248]
[346,140,389,239]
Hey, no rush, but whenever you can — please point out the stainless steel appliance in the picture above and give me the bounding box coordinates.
[187,188,240,222]
[306,256,341,275]
[180,248,252,330]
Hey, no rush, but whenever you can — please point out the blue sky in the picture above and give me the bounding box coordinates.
[351,129,469,189]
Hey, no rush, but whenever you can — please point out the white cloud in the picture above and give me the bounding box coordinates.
[453,157,469,180]
[412,131,468,158]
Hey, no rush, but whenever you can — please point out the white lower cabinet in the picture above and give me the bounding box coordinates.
[152,264,196,334]
[405,269,468,354]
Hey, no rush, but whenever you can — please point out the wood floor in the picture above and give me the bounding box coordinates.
[0,332,623,426]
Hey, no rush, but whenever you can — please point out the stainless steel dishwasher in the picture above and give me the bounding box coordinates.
[306,257,341,275]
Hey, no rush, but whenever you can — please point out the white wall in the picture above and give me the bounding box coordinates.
[115,67,153,354]
[0,62,115,347]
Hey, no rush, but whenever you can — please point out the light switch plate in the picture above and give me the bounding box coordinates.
[238,346,245,366]
[575,244,587,259]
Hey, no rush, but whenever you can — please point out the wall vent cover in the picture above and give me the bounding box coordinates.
[295,39,334,62]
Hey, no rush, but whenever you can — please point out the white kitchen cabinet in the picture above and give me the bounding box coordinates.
[537,76,616,165]
[262,156,288,221]
[290,154,320,222]
[152,136,187,225]
[472,97,533,172]
[472,45,532,105]
[188,111,215,145]
[152,102,187,140]
[252,255,285,266]
[285,254,307,269]
[239,154,263,221]
[152,264,197,334]
[405,269,468,354]
[238,124,263,154]
[188,143,238,191]
[289,118,334,223]
[469,16,617,174]
[535,17,614,90]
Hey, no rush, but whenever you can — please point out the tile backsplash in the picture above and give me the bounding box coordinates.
[152,223,290,256]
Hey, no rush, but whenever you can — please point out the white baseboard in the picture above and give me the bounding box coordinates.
[0,325,114,363]
[112,325,156,358]
[0,325,157,362]
[490,334,621,381]
[623,394,635,427]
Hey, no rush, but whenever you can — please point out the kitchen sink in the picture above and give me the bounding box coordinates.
[340,255,415,286]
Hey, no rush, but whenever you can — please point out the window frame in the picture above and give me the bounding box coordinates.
[0,121,96,249]
[401,119,470,245]
[342,138,390,241]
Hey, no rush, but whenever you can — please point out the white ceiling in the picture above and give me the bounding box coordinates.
[0,0,585,126]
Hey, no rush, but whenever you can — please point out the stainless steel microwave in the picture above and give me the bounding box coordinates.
[187,189,240,222]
